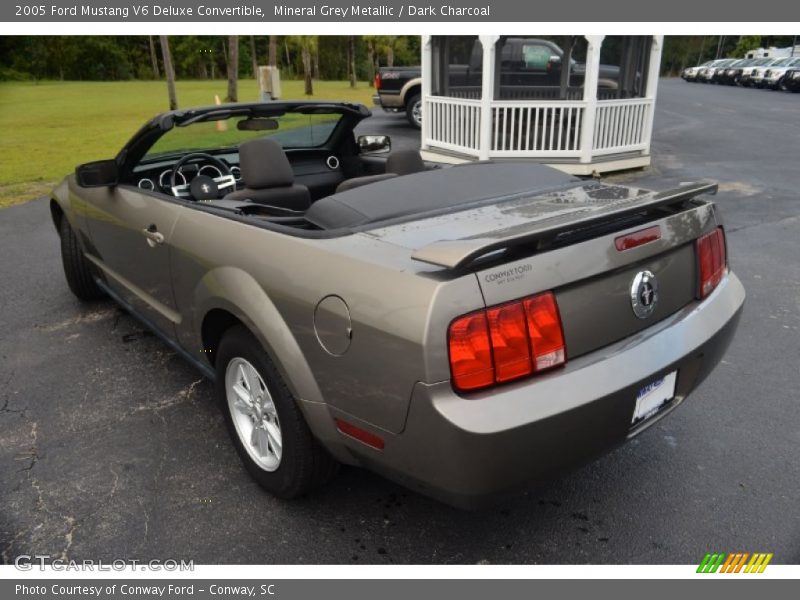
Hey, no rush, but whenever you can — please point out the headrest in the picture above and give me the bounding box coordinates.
[239,137,295,189]
[386,150,425,176]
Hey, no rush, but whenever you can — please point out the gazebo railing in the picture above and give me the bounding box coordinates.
[424,96,654,160]
[592,98,653,155]
[425,96,482,155]
[490,101,585,156]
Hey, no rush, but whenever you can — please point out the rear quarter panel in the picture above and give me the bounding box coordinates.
[168,208,484,434]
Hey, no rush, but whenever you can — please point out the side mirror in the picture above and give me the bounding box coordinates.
[549,55,562,64]
[76,159,119,188]
[357,134,391,154]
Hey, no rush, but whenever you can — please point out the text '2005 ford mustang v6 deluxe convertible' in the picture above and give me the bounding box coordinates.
[51,101,744,507]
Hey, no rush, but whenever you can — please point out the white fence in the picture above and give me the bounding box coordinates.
[424,95,653,162]
[592,98,653,155]
[491,102,584,157]
[424,96,482,155]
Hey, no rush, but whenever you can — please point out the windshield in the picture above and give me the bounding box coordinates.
[144,112,343,159]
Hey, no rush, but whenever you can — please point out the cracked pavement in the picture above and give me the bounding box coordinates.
[1,79,799,564]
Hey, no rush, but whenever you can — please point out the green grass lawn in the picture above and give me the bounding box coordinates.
[0,79,376,208]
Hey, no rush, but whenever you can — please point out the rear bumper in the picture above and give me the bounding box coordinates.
[376,91,404,109]
[351,272,745,508]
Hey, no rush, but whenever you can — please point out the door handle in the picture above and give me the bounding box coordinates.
[142,224,164,247]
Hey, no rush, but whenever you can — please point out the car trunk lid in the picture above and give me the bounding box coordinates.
[366,179,718,362]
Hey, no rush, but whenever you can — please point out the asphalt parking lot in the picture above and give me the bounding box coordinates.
[1,78,799,565]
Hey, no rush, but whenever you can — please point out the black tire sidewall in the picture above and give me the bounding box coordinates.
[59,216,103,301]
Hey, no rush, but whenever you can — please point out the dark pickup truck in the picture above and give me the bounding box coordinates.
[374,38,622,128]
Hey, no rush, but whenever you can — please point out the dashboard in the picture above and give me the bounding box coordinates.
[132,152,242,194]
[130,149,345,201]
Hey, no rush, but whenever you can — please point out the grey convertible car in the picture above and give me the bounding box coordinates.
[51,101,745,507]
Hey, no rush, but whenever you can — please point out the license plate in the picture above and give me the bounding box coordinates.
[632,371,677,424]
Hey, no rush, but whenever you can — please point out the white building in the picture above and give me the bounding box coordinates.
[420,35,664,175]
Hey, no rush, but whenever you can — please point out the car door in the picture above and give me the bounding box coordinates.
[78,183,183,339]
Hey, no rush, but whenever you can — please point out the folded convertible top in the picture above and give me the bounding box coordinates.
[304,162,578,230]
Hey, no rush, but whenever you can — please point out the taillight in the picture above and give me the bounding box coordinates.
[615,225,661,251]
[696,227,727,299]
[374,72,382,90]
[523,293,566,371]
[448,311,494,391]
[448,291,565,392]
[487,302,532,382]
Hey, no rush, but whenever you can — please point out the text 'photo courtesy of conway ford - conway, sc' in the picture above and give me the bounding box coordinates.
[52,100,744,508]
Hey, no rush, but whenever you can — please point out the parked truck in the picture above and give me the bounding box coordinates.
[374,38,623,129]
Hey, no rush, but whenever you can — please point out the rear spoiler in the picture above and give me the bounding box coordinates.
[410,181,718,270]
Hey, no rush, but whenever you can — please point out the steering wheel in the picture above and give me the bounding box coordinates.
[169,153,236,201]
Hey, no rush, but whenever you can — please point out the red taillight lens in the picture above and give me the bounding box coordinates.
[447,311,494,391]
[696,227,727,299]
[487,302,532,382]
[523,292,566,371]
[448,291,566,393]
[375,73,382,90]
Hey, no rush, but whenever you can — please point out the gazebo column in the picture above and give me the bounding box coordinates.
[420,35,433,151]
[642,36,664,157]
[579,35,604,165]
[478,35,499,161]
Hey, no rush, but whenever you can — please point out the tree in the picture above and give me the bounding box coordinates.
[250,36,258,79]
[268,36,277,67]
[386,38,395,68]
[348,36,357,88]
[289,36,317,95]
[159,36,178,110]
[148,36,160,79]
[732,36,762,58]
[365,36,376,87]
[226,35,239,102]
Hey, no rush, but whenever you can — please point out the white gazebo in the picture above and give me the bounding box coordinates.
[420,35,664,175]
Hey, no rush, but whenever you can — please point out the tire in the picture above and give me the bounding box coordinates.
[406,93,422,129]
[59,216,104,301]
[216,325,338,498]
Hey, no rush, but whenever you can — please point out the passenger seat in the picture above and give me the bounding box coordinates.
[334,149,427,194]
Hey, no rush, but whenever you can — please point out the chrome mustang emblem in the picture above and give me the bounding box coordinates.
[201,183,211,194]
[630,270,659,319]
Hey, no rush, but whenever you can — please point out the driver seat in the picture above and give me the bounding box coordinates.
[224,138,311,210]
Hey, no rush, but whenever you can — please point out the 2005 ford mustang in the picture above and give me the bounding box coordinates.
[50,101,745,507]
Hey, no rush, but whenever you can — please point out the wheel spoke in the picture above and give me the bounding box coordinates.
[262,397,277,419]
[265,421,282,458]
[255,427,271,457]
[245,363,263,395]
[231,384,252,413]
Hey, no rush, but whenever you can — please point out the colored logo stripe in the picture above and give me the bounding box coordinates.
[697,552,773,573]
[697,553,725,573]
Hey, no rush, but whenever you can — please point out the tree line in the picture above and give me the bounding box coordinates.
[2,35,795,87]
[0,35,421,83]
